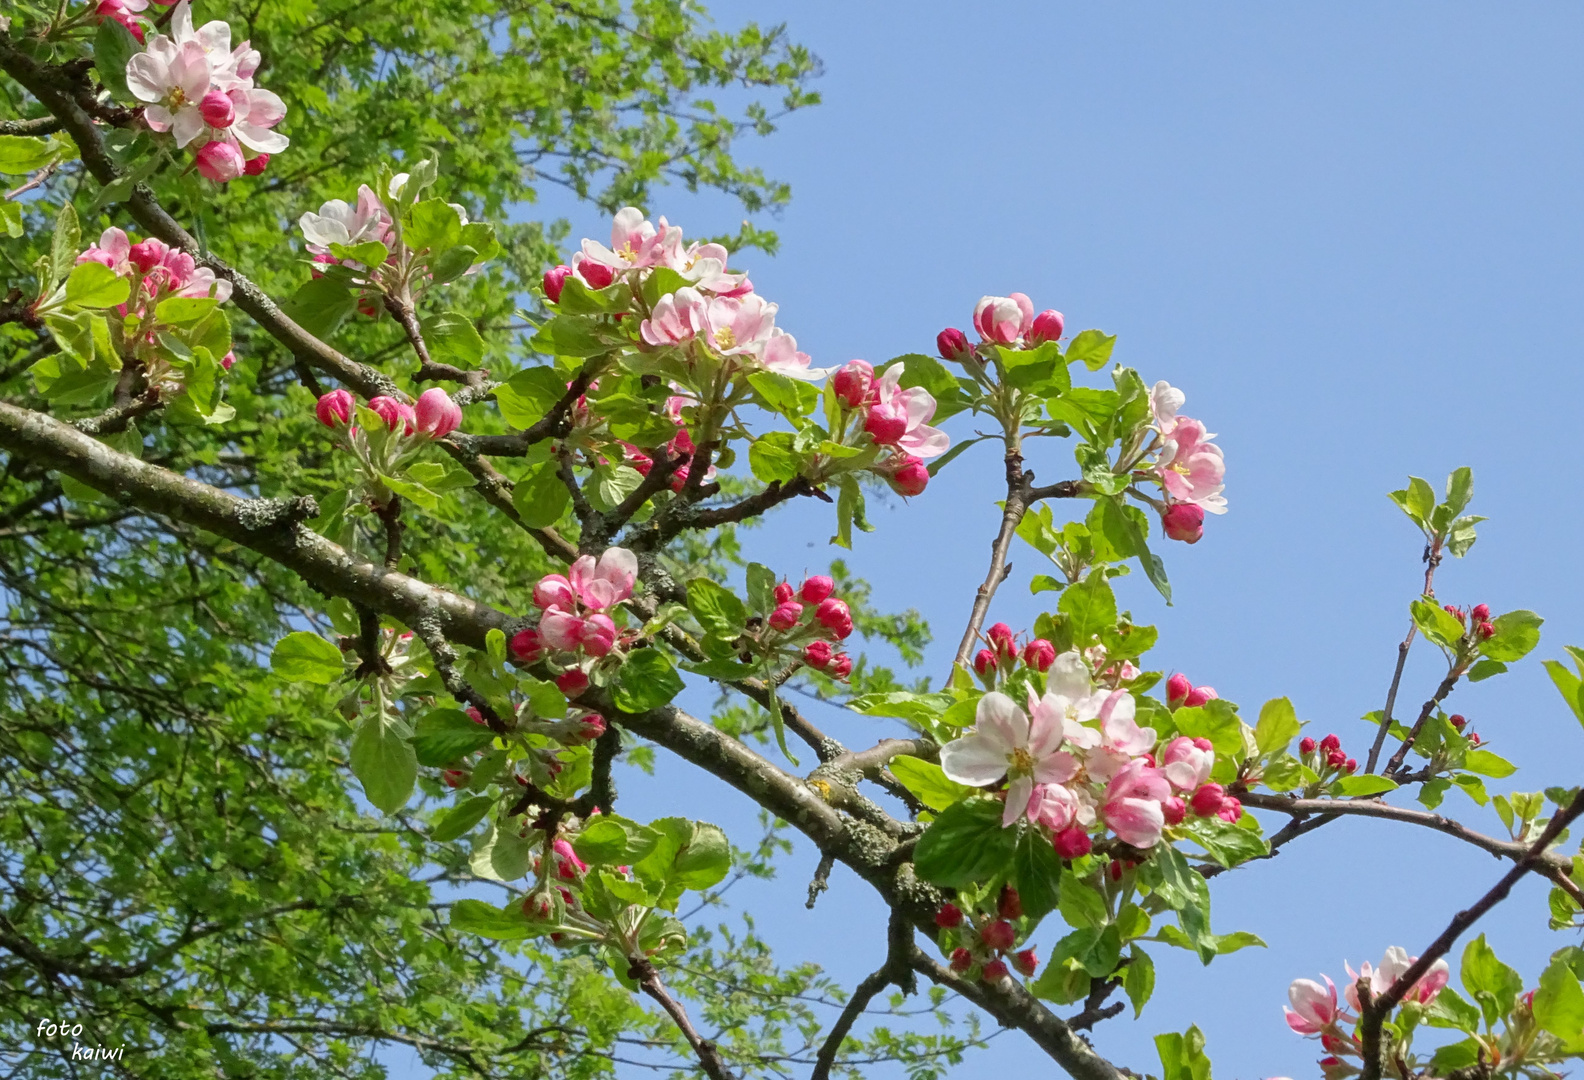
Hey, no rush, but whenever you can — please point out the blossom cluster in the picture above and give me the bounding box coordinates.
[830,360,948,496]
[314,387,463,509]
[1146,381,1226,544]
[936,291,1066,359]
[767,574,855,680]
[76,225,234,365]
[940,649,1240,852]
[511,548,640,695]
[1286,947,1450,1064]
[936,886,1039,984]
[122,2,287,182]
[973,622,1058,682]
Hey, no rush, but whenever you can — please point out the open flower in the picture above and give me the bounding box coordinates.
[127,38,213,147]
[1285,976,1341,1035]
[577,207,680,277]
[1344,947,1450,1010]
[941,692,1079,827]
[1155,417,1226,513]
[1100,758,1172,848]
[299,185,393,256]
[865,366,949,459]
[567,548,638,611]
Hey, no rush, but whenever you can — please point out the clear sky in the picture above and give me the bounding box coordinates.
[437,4,1584,1077]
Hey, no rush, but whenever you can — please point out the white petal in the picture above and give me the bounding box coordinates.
[939,734,1011,786]
[1047,651,1092,701]
[233,123,288,153]
[125,54,171,103]
[975,691,1028,752]
[170,107,204,149]
[1002,777,1033,827]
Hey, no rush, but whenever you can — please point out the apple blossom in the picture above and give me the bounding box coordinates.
[1161,736,1214,793]
[997,885,1022,920]
[315,389,354,428]
[198,89,235,128]
[1023,638,1056,672]
[577,206,678,277]
[299,185,393,257]
[195,140,244,182]
[557,669,589,695]
[949,948,973,974]
[800,576,835,604]
[567,548,638,611]
[1184,685,1218,707]
[1028,782,1081,831]
[769,601,803,631]
[937,327,972,361]
[803,640,834,669]
[1471,602,1491,621]
[1216,796,1244,823]
[543,264,573,302]
[640,287,708,347]
[987,623,1017,657]
[539,608,584,652]
[972,293,1034,344]
[935,903,964,929]
[1285,976,1342,1035]
[973,649,996,678]
[884,455,931,497]
[1029,309,1065,345]
[367,396,416,435]
[815,598,852,639]
[865,366,950,459]
[981,959,1010,983]
[126,38,213,147]
[940,691,1080,828]
[1189,783,1227,818]
[1162,502,1205,544]
[1012,949,1039,977]
[1155,417,1227,513]
[830,654,853,680]
[1166,672,1192,708]
[414,388,463,439]
[243,153,270,177]
[832,360,875,408]
[1052,824,1092,858]
[1101,758,1172,848]
[1344,947,1451,1011]
[533,575,578,610]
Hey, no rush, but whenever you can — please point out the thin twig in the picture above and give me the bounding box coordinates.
[1365,541,1443,773]
[810,911,914,1080]
[632,958,738,1080]
[953,447,1027,670]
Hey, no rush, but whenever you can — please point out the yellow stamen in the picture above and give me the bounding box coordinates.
[1009,747,1035,775]
[714,327,737,350]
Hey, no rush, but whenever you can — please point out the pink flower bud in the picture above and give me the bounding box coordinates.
[557,669,589,695]
[242,153,269,176]
[195,140,244,183]
[981,920,1016,951]
[769,600,803,631]
[1326,749,1347,768]
[987,623,1016,658]
[315,389,354,428]
[830,654,852,680]
[1444,604,1466,622]
[128,240,164,272]
[579,613,617,657]
[864,404,908,445]
[368,395,416,435]
[220,351,236,370]
[465,707,485,724]
[414,387,462,439]
[832,360,875,408]
[1299,736,1316,753]
[773,582,795,604]
[1166,672,1191,707]
[1192,737,1213,752]
[1216,796,1243,824]
[935,903,964,929]
[1162,502,1205,544]
[1189,783,1226,817]
[803,640,834,669]
[534,574,577,610]
[800,576,835,604]
[1471,603,1491,621]
[815,598,852,639]
[981,959,1010,982]
[1022,638,1056,672]
[1028,309,1065,345]
[577,260,615,290]
[936,327,972,361]
[997,885,1022,920]
[543,264,573,303]
[1469,731,1483,745]
[1320,733,1340,751]
[1479,621,1496,639]
[949,947,974,973]
[578,713,607,741]
[1344,758,1357,773]
[1162,796,1186,825]
[973,648,997,677]
[1450,714,1467,730]
[1184,685,1217,707]
[972,293,1035,344]
[522,891,555,920]
[1108,859,1126,882]
[198,89,235,128]
[887,454,930,497]
[1052,825,1092,859]
[1011,948,1038,977]
[510,628,545,663]
[441,769,468,788]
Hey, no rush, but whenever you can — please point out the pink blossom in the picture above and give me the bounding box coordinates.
[579,613,617,657]
[1166,673,1191,708]
[567,547,638,611]
[1053,825,1092,858]
[577,207,679,276]
[702,293,776,357]
[1155,417,1226,513]
[195,139,244,182]
[509,628,545,663]
[1028,782,1080,831]
[1101,759,1172,848]
[1023,639,1056,672]
[760,328,828,380]
[557,669,589,695]
[539,607,584,652]
[77,228,133,276]
[800,576,835,604]
[1162,502,1205,544]
[225,85,289,154]
[127,38,212,147]
[1216,796,1243,823]
[640,286,708,347]
[866,366,950,459]
[543,265,572,302]
[367,396,416,435]
[93,2,146,45]
[1285,976,1341,1035]
[1344,948,1451,1011]
[832,360,875,408]
[1189,783,1226,818]
[243,152,269,177]
[1084,689,1158,784]
[940,691,1080,828]
[803,640,834,669]
[1161,736,1214,793]
[937,327,972,361]
[884,454,930,497]
[299,185,392,256]
[972,293,1035,344]
[1150,381,1186,435]
[414,387,462,439]
[1029,309,1065,345]
[769,601,803,631]
[533,574,577,610]
[198,89,234,128]
[1184,685,1218,708]
[315,389,353,428]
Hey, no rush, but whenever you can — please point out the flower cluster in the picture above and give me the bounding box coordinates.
[830,360,948,496]
[761,575,855,680]
[314,387,462,505]
[1164,672,1219,710]
[1444,601,1497,641]
[1145,382,1226,543]
[936,887,1039,984]
[124,2,287,182]
[972,622,1057,683]
[1297,732,1358,777]
[512,549,640,694]
[936,292,1065,356]
[941,649,1241,852]
[1286,948,1450,1061]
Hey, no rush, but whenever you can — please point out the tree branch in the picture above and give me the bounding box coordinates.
[953,447,1027,670]
[632,958,738,1080]
[1365,540,1443,773]
[810,910,915,1080]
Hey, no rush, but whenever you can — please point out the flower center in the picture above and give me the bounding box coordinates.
[714,327,737,350]
[1171,461,1191,475]
[1008,747,1034,776]
[169,88,188,109]
[617,241,637,262]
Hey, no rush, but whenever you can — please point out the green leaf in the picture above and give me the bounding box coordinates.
[429,245,479,285]
[1123,945,1155,1017]
[887,757,975,812]
[1065,329,1118,372]
[1182,817,1270,868]
[1254,697,1300,756]
[1154,1026,1212,1080]
[154,296,219,326]
[574,814,660,866]
[511,461,570,528]
[411,708,496,767]
[1058,872,1108,929]
[1423,985,1482,1030]
[93,17,141,101]
[913,798,1017,888]
[587,462,642,512]
[1480,610,1543,662]
[748,431,802,484]
[282,276,357,339]
[1411,597,1466,649]
[611,649,684,712]
[1535,958,1584,1050]
[380,473,439,512]
[47,202,79,296]
[430,795,496,843]
[926,434,987,476]
[0,134,55,174]
[350,713,417,814]
[496,366,569,429]
[1444,466,1474,516]
[329,240,390,267]
[405,198,463,251]
[1467,659,1508,683]
[1334,774,1399,796]
[1462,933,1524,1025]
[847,691,951,727]
[63,262,129,309]
[1462,749,1517,778]
[269,631,344,684]
[1544,658,1584,728]
[449,898,536,940]
[1058,573,1117,644]
[687,579,747,638]
[632,817,732,902]
[1405,476,1436,524]
[745,562,777,614]
[422,311,486,367]
[0,201,22,239]
[1011,828,1063,921]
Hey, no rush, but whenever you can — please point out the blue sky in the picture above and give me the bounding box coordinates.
[422,4,1584,1077]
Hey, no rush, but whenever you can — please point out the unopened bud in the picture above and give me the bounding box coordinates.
[557,669,589,695]
[576,259,614,290]
[1162,796,1186,825]
[1190,783,1226,817]
[888,455,930,497]
[831,653,853,680]
[441,769,468,788]
[800,576,835,604]
[1450,714,1467,730]
[935,902,964,929]
[1444,604,1466,622]
[1028,309,1065,345]
[1299,736,1316,754]
[1184,685,1218,708]
[997,885,1022,920]
[1162,502,1205,544]
[510,628,545,664]
[1479,621,1496,639]
[1320,734,1341,752]
[1216,796,1243,823]
[987,622,1017,658]
[831,360,875,408]
[773,582,795,604]
[981,958,1010,982]
[242,153,269,176]
[198,89,235,128]
[1471,603,1491,621]
[543,264,572,303]
[981,920,1016,951]
[1022,638,1056,672]
[1345,758,1357,773]
[803,640,834,669]
[1166,673,1191,707]
[1052,825,1092,858]
[815,598,853,639]
[973,648,997,678]
[315,389,354,428]
[949,947,974,974]
[578,713,607,741]
[1011,948,1039,977]
[769,600,804,631]
[936,327,973,361]
[1327,749,1347,769]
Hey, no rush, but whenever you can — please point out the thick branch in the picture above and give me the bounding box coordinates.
[1357,789,1584,1080]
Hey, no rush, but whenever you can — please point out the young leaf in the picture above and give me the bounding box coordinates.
[430,795,496,843]
[888,757,975,812]
[913,798,1017,888]
[611,649,685,712]
[410,708,496,767]
[1254,697,1300,756]
[269,631,345,684]
[350,713,417,814]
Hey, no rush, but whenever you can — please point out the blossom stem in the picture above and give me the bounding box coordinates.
[1365,539,1444,773]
